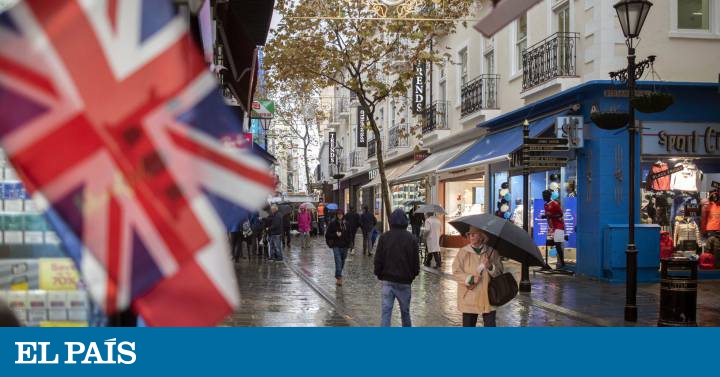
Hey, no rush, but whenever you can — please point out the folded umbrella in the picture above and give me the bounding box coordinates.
[416,204,445,214]
[277,204,293,216]
[449,214,544,267]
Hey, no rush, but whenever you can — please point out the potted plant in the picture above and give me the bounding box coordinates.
[590,111,629,130]
[631,92,674,113]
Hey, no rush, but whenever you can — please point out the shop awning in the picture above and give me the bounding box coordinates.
[438,114,564,172]
[393,141,474,183]
[361,159,416,190]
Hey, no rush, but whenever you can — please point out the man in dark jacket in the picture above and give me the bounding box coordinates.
[374,208,419,327]
[346,206,361,255]
[409,204,423,239]
[266,205,284,261]
[359,205,377,256]
[326,209,353,286]
[282,211,292,248]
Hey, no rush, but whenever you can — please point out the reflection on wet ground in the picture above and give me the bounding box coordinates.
[223,235,720,327]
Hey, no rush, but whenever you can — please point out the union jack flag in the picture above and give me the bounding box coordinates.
[0,0,275,325]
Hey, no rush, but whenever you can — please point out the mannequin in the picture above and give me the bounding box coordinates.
[542,189,566,268]
[673,212,701,252]
[511,198,524,228]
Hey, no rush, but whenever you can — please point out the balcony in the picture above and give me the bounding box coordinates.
[461,74,500,117]
[367,133,384,159]
[388,124,409,149]
[522,32,579,92]
[421,101,449,134]
[336,97,349,117]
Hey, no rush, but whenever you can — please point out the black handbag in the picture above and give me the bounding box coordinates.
[488,272,518,306]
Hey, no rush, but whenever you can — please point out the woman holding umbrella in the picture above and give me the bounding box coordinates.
[451,226,504,327]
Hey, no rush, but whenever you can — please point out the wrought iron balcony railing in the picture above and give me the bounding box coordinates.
[388,124,409,149]
[367,133,384,158]
[461,74,500,117]
[422,101,449,134]
[522,32,579,91]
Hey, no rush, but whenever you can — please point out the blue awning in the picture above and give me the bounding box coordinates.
[438,114,563,172]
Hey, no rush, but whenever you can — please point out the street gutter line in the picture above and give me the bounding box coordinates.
[421,266,612,327]
[284,260,367,327]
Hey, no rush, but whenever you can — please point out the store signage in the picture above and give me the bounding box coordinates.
[328,132,336,164]
[603,89,653,98]
[712,181,720,189]
[641,122,720,156]
[556,116,584,149]
[369,168,378,180]
[564,197,577,249]
[525,137,568,145]
[523,145,569,152]
[250,99,275,119]
[414,150,429,161]
[412,62,426,114]
[647,165,684,182]
[357,108,368,147]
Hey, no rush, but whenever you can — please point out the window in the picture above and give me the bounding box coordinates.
[483,37,495,75]
[555,4,571,74]
[379,108,384,129]
[678,0,711,30]
[515,13,528,73]
[671,0,720,37]
[458,48,468,86]
[439,80,447,103]
[390,101,396,128]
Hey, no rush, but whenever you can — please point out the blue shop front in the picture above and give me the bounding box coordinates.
[465,81,720,283]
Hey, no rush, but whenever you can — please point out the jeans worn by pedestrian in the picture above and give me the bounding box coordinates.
[269,235,283,261]
[362,231,372,255]
[381,281,412,327]
[332,247,348,278]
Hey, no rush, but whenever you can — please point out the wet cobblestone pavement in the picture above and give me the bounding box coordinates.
[224,234,720,327]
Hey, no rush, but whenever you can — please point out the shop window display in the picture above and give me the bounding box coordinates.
[641,158,720,269]
[444,178,485,235]
[0,150,93,327]
[391,181,426,212]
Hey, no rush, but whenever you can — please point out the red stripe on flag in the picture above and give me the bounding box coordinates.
[168,129,276,189]
[105,195,122,313]
[0,54,58,98]
[133,260,233,327]
[108,0,118,33]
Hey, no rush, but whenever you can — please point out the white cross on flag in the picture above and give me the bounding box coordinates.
[0,0,275,326]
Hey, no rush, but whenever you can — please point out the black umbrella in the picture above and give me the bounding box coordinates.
[449,214,545,267]
[404,199,424,206]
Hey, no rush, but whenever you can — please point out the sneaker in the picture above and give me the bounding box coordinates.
[350,249,356,255]
[335,277,342,286]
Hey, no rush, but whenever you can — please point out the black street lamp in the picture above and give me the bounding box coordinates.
[332,145,345,205]
[610,0,653,322]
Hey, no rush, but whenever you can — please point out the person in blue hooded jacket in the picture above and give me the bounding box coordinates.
[373,208,420,327]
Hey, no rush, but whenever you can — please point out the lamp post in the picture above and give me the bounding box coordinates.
[610,0,653,322]
[332,145,345,205]
[260,118,272,149]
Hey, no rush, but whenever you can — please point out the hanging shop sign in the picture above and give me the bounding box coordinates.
[556,116,584,149]
[329,132,337,165]
[647,165,684,182]
[250,99,275,119]
[357,108,368,147]
[641,122,720,156]
[412,62,426,114]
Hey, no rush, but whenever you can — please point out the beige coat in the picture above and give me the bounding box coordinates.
[423,216,442,253]
[452,243,503,314]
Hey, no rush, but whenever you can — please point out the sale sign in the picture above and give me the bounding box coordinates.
[39,258,81,291]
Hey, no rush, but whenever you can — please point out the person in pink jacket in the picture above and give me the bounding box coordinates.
[298,206,312,249]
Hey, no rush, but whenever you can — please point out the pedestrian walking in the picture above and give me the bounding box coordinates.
[325,209,352,286]
[452,226,504,327]
[298,206,312,249]
[409,204,423,239]
[282,210,292,248]
[266,205,284,261]
[317,203,326,236]
[360,205,377,256]
[346,206,360,255]
[229,218,244,262]
[373,208,419,327]
[422,212,442,268]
